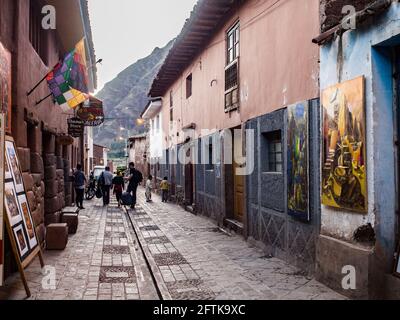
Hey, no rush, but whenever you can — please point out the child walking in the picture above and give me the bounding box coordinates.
[145,175,153,202]
[160,176,169,203]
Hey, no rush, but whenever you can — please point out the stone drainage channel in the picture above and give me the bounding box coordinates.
[124,205,216,300]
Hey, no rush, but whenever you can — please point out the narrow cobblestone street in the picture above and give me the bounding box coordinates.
[0,189,345,300]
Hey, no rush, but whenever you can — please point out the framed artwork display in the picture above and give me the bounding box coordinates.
[4,138,39,262]
[0,113,5,286]
[287,101,309,221]
[321,76,367,213]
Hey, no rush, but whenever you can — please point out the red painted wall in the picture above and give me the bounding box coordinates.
[161,0,320,147]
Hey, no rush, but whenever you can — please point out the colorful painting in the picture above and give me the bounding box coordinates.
[13,224,29,258]
[4,182,22,226]
[0,42,12,133]
[0,114,4,286]
[287,102,309,221]
[322,76,367,213]
[18,194,37,249]
[5,140,24,193]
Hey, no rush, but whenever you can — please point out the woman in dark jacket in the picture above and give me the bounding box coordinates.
[112,171,125,207]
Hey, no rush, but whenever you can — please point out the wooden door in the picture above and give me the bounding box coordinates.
[185,162,194,205]
[233,130,244,223]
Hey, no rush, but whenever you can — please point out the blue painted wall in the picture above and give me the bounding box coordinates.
[320,3,400,270]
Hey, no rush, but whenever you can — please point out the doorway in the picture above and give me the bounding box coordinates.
[233,127,245,223]
[185,161,194,206]
[395,47,400,248]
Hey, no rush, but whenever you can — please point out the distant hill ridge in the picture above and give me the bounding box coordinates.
[94,39,174,147]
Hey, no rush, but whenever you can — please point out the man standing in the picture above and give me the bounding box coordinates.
[73,164,86,210]
[126,162,143,209]
[100,167,114,206]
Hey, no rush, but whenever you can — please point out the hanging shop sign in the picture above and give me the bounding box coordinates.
[0,114,5,286]
[68,117,84,138]
[321,76,367,213]
[0,42,12,133]
[287,101,310,222]
[77,96,104,127]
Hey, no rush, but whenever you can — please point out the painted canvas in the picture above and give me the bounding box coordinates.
[13,224,29,258]
[287,102,309,221]
[0,42,12,133]
[5,140,24,193]
[18,194,37,249]
[4,182,22,227]
[0,114,4,286]
[322,76,367,213]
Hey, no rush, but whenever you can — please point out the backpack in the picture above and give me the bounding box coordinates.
[98,172,105,187]
[121,192,133,206]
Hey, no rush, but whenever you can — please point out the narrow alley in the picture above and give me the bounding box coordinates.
[0,190,344,301]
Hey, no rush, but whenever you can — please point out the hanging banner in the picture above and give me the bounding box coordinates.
[0,42,12,133]
[77,96,104,126]
[0,114,5,286]
[68,117,84,138]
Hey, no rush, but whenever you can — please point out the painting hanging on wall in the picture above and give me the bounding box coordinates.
[0,42,12,133]
[321,76,367,213]
[287,101,309,221]
[0,114,5,286]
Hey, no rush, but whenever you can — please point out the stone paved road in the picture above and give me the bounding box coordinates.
[0,188,346,300]
[130,189,346,300]
[0,198,158,300]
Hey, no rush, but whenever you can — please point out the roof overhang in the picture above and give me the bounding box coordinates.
[141,98,162,120]
[148,0,242,97]
[312,0,392,45]
[45,0,97,90]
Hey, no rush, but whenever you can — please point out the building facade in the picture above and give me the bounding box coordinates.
[128,133,149,184]
[93,144,108,168]
[147,0,321,273]
[314,0,400,299]
[0,0,96,275]
[141,98,163,189]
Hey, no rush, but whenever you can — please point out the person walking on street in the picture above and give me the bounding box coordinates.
[126,162,143,209]
[160,176,169,203]
[145,175,153,202]
[100,167,114,206]
[73,164,86,210]
[112,171,125,208]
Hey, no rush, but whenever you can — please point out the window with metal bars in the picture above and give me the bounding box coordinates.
[263,130,283,173]
[225,21,240,112]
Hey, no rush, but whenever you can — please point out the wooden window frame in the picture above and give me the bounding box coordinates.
[186,74,192,99]
[225,21,240,113]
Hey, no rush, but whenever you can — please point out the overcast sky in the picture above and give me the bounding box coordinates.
[88,0,198,92]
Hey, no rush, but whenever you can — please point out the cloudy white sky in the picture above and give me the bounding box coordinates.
[88,0,198,92]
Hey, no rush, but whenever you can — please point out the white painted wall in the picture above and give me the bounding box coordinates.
[149,111,163,163]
